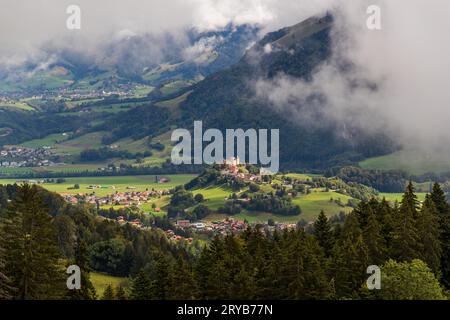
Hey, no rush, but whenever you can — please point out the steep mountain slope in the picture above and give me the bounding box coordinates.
[178,15,396,169]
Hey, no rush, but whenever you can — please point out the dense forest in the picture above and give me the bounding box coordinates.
[1,180,450,300]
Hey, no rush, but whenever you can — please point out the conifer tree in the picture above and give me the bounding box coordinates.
[0,185,65,299]
[102,284,115,300]
[416,195,441,275]
[130,269,153,300]
[0,243,13,299]
[168,256,198,300]
[67,238,97,300]
[332,213,369,298]
[390,183,421,262]
[314,210,334,257]
[430,183,450,287]
[377,198,395,246]
[363,210,386,265]
[115,286,127,300]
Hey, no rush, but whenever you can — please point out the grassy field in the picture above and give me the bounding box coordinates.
[0,101,34,111]
[54,132,107,155]
[90,272,129,298]
[0,174,196,197]
[360,149,450,175]
[284,173,317,181]
[20,133,70,148]
[194,186,233,210]
[379,192,427,203]
[292,189,354,221]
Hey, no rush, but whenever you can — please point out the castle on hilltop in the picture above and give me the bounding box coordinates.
[224,156,240,166]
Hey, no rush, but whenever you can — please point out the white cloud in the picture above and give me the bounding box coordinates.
[255,0,450,154]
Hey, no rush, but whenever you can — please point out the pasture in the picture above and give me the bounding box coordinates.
[0,174,196,197]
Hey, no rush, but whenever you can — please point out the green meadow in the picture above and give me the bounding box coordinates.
[0,175,196,197]
[360,149,450,175]
[90,272,129,298]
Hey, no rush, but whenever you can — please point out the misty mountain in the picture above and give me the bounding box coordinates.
[0,15,397,170]
[0,24,259,94]
[177,15,397,169]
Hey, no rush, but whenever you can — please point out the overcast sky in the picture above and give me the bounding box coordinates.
[0,0,335,66]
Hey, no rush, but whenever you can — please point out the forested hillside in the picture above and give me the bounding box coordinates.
[1,181,449,300]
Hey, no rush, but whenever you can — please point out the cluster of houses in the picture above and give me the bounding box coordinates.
[165,229,194,242]
[64,189,170,207]
[0,146,60,168]
[175,218,249,235]
[116,216,145,229]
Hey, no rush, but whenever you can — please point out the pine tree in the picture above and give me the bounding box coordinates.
[0,243,14,299]
[430,183,450,215]
[115,286,127,300]
[377,198,395,246]
[363,210,386,265]
[152,254,170,300]
[168,256,198,300]
[390,183,421,262]
[101,284,115,300]
[331,213,369,298]
[416,195,441,275]
[430,183,450,287]
[313,210,334,257]
[130,269,153,300]
[67,238,97,300]
[401,182,420,216]
[0,185,65,299]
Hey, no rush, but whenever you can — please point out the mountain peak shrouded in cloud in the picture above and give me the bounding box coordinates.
[253,1,450,156]
[0,0,334,68]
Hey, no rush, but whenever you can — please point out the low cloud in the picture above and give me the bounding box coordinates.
[255,0,450,155]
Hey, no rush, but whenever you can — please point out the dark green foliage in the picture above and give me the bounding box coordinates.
[313,210,334,257]
[0,184,65,299]
[115,286,127,300]
[89,239,132,277]
[67,238,97,300]
[416,195,441,275]
[390,182,421,261]
[430,183,450,288]
[102,284,115,300]
[130,269,153,300]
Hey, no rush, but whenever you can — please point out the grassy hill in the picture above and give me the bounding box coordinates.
[360,149,450,175]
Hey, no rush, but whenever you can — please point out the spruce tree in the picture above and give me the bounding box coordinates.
[168,256,198,300]
[363,210,386,265]
[130,269,153,300]
[390,183,421,262]
[0,185,65,299]
[416,195,441,275]
[313,210,334,257]
[101,284,115,300]
[67,238,97,300]
[115,286,127,300]
[0,243,14,299]
[331,213,369,298]
[430,183,450,287]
